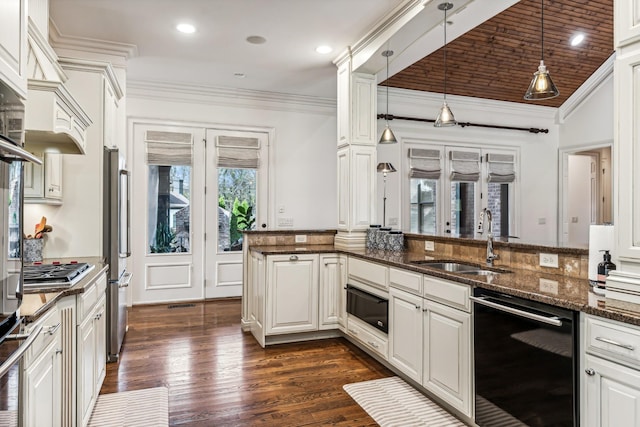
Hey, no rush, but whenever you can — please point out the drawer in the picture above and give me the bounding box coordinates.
[346,315,388,360]
[423,276,470,312]
[79,273,107,321]
[348,257,388,290]
[389,267,422,295]
[25,305,61,364]
[585,315,640,368]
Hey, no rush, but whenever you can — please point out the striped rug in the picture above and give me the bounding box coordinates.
[88,387,169,427]
[343,376,465,427]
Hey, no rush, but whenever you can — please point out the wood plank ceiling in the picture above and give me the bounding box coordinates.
[384,0,614,108]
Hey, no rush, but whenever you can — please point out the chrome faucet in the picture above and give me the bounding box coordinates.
[478,208,499,266]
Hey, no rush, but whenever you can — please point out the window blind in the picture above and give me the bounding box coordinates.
[449,150,480,182]
[409,148,441,179]
[145,130,193,166]
[217,136,260,169]
[486,153,516,183]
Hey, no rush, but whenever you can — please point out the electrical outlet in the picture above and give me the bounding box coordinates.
[278,205,285,214]
[277,217,293,227]
[295,234,307,243]
[388,217,398,226]
[424,241,435,251]
[539,253,559,268]
[539,278,559,294]
[571,216,579,223]
[538,218,546,225]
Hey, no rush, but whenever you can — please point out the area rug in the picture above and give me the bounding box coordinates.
[88,387,169,427]
[343,376,465,427]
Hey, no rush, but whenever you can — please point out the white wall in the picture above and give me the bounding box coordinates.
[126,82,338,231]
[376,87,559,244]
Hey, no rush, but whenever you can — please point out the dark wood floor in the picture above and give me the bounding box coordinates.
[101,299,393,426]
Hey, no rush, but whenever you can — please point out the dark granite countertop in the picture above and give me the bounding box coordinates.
[249,245,640,327]
[20,257,109,322]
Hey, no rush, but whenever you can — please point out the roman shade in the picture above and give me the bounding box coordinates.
[217,136,260,169]
[486,153,516,183]
[449,150,480,182]
[409,148,441,179]
[145,130,193,166]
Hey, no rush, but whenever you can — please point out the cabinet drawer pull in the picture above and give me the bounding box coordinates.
[55,348,63,355]
[585,368,596,376]
[348,328,358,336]
[45,323,61,336]
[595,336,635,350]
[289,255,299,261]
[367,341,379,349]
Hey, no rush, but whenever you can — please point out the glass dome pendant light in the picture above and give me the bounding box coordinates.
[379,50,398,144]
[434,2,457,127]
[524,0,559,100]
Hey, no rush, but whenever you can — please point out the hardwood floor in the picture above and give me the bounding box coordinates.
[100,299,393,426]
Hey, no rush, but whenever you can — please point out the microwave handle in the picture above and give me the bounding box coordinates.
[0,325,43,378]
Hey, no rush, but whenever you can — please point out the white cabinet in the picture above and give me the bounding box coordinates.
[348,257,388,290]
[337,255,348,331]
[582,314,640,426]
[77,273,107,427]
[24,151,63,204]
[0,0,27,98]
[265,254,319,335]
[319,254,342,330]
[389,287,423,382]
[22,305,62,427]
[103,77,119,148]
[422,298,471,417]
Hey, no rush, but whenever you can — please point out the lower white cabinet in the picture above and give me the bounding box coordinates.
[337,255,348,331]
[22,305,62,427]
[582,314,640,427]
[265,254,319,335]
[422,298,471,416]
[389,287,423,382]
[319,254,344,330]
[78,293,106,427]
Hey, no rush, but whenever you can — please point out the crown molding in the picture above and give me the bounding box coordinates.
[49,20,137,66]
[127,80,337,115]
[57,57,124,100]
[557,53,615,123]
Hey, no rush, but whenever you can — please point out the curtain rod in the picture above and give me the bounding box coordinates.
[377,114,549,134]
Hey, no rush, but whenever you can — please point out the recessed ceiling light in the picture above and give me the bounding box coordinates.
[315,45,333,54]
[176,23,196,34]
[570,33,585,47]
[246,35,267,45]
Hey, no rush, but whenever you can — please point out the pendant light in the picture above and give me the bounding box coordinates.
[524,0,559,100]
[434,2,457,127]
[379,50,397,144]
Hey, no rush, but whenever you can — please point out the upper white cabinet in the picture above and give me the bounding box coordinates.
[24,151,63,204]
[0,0,27,99]
[615,0,640,48]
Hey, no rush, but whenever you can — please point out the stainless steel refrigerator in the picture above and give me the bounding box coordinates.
[104,147,132,362]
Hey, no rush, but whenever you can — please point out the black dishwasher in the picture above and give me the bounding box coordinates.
[472,288,578,427]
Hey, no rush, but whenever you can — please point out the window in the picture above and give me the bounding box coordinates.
[146,130,193,254]
[448,150,480,236]
[485,153,516,237]
[216,136,260,252]
[408,148,441,234]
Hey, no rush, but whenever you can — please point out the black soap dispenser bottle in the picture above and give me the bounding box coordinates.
[597,250,616,287]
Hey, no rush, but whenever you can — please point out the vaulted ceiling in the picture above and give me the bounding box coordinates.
[384,0,614,108]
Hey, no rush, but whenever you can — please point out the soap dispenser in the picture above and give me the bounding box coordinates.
[597,250,617,286]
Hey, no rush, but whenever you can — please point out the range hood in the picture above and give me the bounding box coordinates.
[24,19,92,155]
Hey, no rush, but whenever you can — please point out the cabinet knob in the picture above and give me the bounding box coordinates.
[422,308,429,312]
[585,368,596,376]
[289,255,299,261]
[415,305,421,310]
[55,349,63,355]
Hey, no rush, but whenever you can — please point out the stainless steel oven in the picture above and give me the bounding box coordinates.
[346,284,388,333]
[0,80,44,426]
[472,288,578,427]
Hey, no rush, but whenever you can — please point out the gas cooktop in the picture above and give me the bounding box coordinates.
[23,262,95,289]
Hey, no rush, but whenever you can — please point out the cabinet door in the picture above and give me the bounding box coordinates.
[338,255,348,331]
[23,337,62,427]
[584,354,640,427]
[44,152,63,200]
[77,313,96,427]
[94,296,107,394]
[0,0,27,98]
[319,255,340,330]
[389,287,423,382]
[422,299,471,417]
[266,254,319,335]
[24,152,63,204]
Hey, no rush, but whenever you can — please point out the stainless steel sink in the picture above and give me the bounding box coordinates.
[459,270,500,276]
[421,262,481,273]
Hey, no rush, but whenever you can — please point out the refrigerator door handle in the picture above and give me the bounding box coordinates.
[118,272,133,288]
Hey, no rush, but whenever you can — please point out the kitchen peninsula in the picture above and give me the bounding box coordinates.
[243,229,640,426]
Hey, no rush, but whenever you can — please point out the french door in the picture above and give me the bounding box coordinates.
[204,128,269,299]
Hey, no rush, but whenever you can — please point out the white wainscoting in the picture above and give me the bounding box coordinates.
[216,260,243,288]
